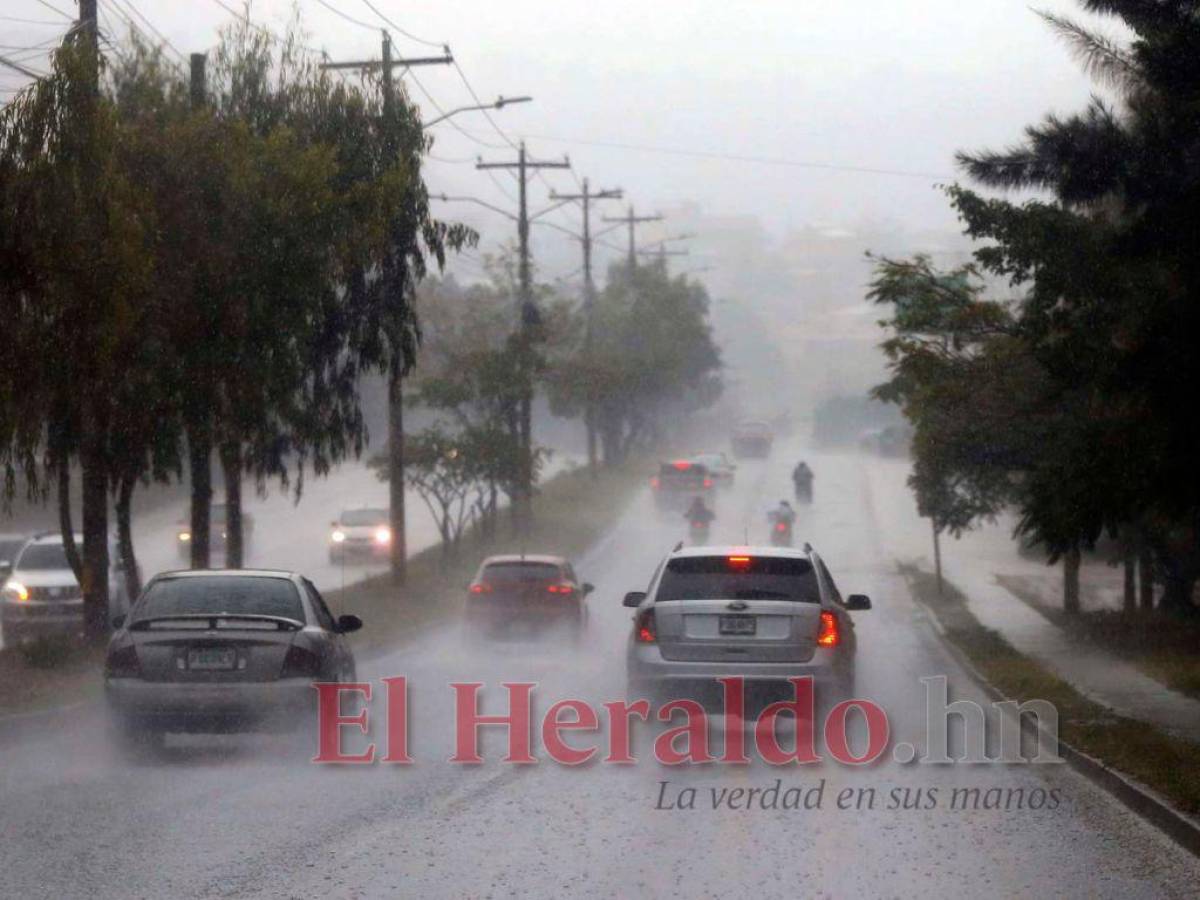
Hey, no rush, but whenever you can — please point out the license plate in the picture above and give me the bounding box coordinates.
[719,615,756,636]
[188,647,236,670]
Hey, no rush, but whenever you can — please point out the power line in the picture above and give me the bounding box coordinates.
[31,0,72,21]
[0,15,68,26]
[312,0,377,32]
[356,0,444,49]
[476,130,954,180]
[108,0,187,64]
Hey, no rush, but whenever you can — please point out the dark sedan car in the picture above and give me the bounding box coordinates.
[105,569,361,752]
[466,554,593,642]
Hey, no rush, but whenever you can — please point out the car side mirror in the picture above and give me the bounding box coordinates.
[112,614,126,629]
[582,583,595,595]
[623,591,646,608]
[846,594,871,611]
[337,614,363,633]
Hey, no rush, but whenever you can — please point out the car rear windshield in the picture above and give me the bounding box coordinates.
[655,556,819,603]
[16,544,71,571]
[482,562,561,584]
[136,576,304,621]
[341,509,387,526]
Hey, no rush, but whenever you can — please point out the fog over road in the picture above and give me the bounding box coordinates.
[1,440,1196,899]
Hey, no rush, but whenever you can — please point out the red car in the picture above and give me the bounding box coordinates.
[466,554,593,642]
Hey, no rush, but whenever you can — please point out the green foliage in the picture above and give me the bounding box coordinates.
[548,260,722,463]
[0,11,471,626]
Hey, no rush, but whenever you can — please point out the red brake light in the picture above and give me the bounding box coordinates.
[547,583,575,595]
[817,610,839,647]
[469,582,492,595]
[703,478,714,488]
[775,522,787,532]
[672,460,691,471]
[728,555,751,569]
[650,477,660,489]
[635,608,657,643]
[281,644,323,678]
[105,643,141,678]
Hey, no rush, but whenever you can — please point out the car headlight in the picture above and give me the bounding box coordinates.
[331,530,346,543]
[373,526,392,545]
[3,581,29,603]
[178,531,191,542]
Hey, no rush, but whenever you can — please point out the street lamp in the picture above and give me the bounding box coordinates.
[423,95,532,127]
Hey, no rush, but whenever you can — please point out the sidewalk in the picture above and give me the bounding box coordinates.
[857,454,1200,747]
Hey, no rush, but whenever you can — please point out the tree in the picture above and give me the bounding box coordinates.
[951,1,1200,613]
[549,260,722,465]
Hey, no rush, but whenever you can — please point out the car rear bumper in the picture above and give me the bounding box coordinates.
[106,678,316,731]
[1,605,84,641]
[627,643,842,686]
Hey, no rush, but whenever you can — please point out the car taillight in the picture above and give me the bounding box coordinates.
[650,477,660,489]
[635,608,656,643]
[775,521,787,532]
[817,610,839,647]
[105,643,141,678]
[547,583,575,595]
[469,582,493,595]
[281,644,322,678]
[703,478,714,488]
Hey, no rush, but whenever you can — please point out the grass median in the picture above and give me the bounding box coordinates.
[900,563,1200,816]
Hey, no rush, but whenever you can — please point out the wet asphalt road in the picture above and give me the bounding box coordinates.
[1,442,1198,899]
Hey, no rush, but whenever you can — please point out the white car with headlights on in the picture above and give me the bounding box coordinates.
[329,507,391,564]
[624,544,870,701]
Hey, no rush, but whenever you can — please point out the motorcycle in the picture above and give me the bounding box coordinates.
[770,515,794,547]
[689,518,711,544]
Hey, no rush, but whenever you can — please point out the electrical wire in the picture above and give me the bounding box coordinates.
[108,0,187,65]
[478,130,953,180]
[312,0,378,32]
[357,0,444,49]
[31,0,72,21]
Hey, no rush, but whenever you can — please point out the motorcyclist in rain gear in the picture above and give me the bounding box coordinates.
[685,497,716,543]
[769,500,796,545]
[792,461,814,502]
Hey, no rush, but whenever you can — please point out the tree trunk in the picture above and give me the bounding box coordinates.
[931,520,944,599]
[115,475,141,602]
[220,440,243,569]
[1063,547,1081,615]
[1138,545,1155,611]
[80,442,110,642]
[57,465,82,583]
[1121,529,1136,615]
[388,371,407,584]
[187,422,212,569]
[585,405,598,477]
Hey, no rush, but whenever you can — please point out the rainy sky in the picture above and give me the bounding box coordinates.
[3,0,1116,262]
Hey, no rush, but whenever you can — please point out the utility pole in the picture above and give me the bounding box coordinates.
[603,205,663,270]
[185,52,213,573]
[189,53,206,109]
[322,33,452,584]
[477,143,570,526]
[549,179,622,473]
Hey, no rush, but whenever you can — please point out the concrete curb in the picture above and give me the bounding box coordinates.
[912,580,1200,860]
